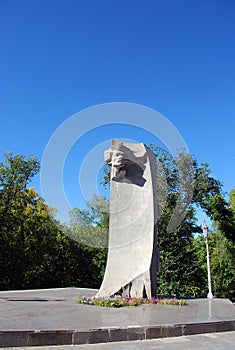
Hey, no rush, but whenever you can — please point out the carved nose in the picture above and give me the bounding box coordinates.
[112,167,119,178]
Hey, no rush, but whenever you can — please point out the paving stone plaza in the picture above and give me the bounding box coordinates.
[0,288,234,347]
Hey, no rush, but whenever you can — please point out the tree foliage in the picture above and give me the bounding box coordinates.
[193,229,235,299]
[146,146,234,297]
[67,195,109,281]
[0,153,102,290]
[0,150,234,300]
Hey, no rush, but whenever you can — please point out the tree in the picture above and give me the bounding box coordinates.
[148,147,204,296]
[210,230,235,299]
[206,194,235,244]
[193,165,235,244]
[67,195,109,285]
[229,188,235,214]
[0,152,40,231]
[193,229,235,300]
[0,153,102,290]
[0,153,41,289]
[2,150,233,297]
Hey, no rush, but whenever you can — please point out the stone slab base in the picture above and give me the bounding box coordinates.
[0,321,235,347]
[0,288,234,347]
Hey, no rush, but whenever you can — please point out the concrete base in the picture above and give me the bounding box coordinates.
[0,288,234,347]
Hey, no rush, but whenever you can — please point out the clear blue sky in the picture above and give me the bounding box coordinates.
[1,0,235,223]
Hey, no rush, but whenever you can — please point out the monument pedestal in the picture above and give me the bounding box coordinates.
[0,288,234,347]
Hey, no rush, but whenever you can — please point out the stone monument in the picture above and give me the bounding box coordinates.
[96,139,158,299]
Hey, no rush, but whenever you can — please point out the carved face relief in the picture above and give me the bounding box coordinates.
[104,140,147,183]
[110,150,126,180]
[111,150,124,167]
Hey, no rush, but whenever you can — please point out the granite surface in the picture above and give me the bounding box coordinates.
[0,288,234,347]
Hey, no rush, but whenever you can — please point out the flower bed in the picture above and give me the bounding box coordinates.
[77,295,186,308]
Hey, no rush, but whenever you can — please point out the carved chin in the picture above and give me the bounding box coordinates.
[111,168,126,180]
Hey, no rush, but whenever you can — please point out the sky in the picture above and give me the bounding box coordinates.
[1,0,235,224]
